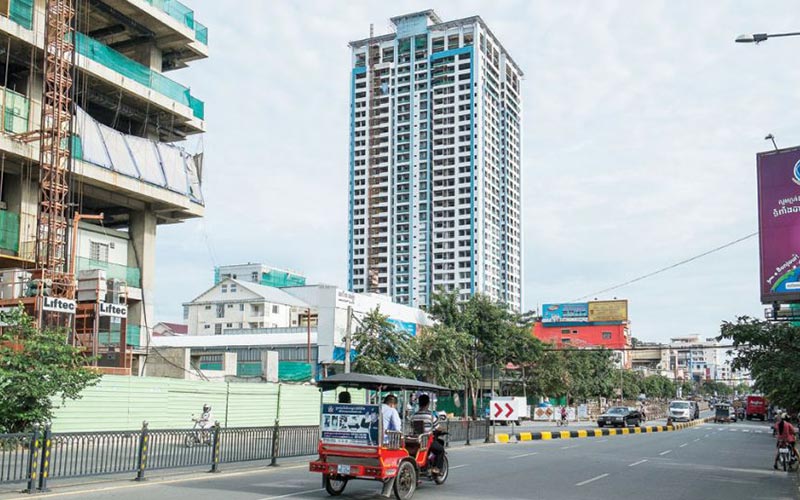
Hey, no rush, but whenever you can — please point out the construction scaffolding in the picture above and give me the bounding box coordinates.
[366,40,381,293]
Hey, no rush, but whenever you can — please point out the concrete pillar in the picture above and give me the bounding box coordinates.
[128,210,156,351]
[132,42,163,73]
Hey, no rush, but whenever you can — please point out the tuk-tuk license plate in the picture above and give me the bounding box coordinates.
[337,464,351,475]
[780,448,790,454]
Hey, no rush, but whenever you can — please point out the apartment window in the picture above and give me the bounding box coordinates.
[216,304,225,318]
[271,305,278,314]
[561,329,570,334]
[204,324,210,329]
[204,305,211,310]
[561,338,571,344]
[183,306,188,320]
[226,323,233,328]
[602,332,612,340]
[89,241,109,262]
[251,271,259,281]
[214,324,222,335]
[230,284,237,293]
[239,304,245,311]
[221,285,228,293]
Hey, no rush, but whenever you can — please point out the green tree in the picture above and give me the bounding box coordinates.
[351,307,416,378]
[718,316,800,411]
[641,374,676,400]
[0,307,101,433]
[412,324,478,391]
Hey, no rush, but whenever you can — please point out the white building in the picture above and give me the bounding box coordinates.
[183,278,314,335]
[215,263,306,288]
[669,335,722,382]
[347,10,523,311]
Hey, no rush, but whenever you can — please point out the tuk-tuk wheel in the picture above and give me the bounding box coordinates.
[433,455,449,485]
[324,475,348,496]
[394,460,418,500]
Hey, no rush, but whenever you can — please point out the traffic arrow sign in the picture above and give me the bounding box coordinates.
[490,399,520,421]
[504,403,514,418]
[493,402,503,418]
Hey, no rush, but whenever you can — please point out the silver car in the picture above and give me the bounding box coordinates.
[669,400,693,422]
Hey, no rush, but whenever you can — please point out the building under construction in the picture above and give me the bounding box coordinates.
[0,0,207,374]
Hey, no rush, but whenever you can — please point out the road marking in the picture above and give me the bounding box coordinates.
[576,473,609,486]
[704,434,710,437]
[628,459,648,467]
[258,489,325,500]
[693,438,700,442]
[742,429,750,433]
[450,464,470,470]
[510,452,538,459]
[679,443,688,448]
[561,444,580,450]
[659,450,672,456]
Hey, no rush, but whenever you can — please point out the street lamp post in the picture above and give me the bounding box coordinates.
[735,31,800,44]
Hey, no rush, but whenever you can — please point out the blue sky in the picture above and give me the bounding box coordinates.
[157,1,800,342]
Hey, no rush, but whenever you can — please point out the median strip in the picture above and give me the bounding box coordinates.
[495,417,713,443]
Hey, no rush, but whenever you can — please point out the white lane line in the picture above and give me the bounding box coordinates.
[510,452,538,459]
[659,450,672,456]
[742,429,750,433]
[258,488,325,500]
[679,443,688,448]
[704,434,710,437]
[561,444,580,450]
[628,459,648,467]
[576,473,609,486]
[450,464,470,470]
[693,438,700,442]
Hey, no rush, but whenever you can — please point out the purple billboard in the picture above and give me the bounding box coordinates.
[758,147,800,303]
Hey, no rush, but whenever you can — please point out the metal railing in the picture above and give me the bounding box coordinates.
[1,419,488,491]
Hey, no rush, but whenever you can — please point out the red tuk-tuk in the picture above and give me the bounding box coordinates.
[309,373,451,499]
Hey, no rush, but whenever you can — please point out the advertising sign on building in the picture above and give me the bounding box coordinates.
[757,147,800,303]
[320,404,380,446]
[588,300,628,322]
[42,297,76,314]
[542,303,589,323]
[99,302,128,318]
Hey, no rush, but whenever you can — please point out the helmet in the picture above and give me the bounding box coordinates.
[782,412,789,420]
[203,403,211,411]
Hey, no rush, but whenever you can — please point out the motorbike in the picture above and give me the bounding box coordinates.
[777,440,797,471]
[184,416,212,447]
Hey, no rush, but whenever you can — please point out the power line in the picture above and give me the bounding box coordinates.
[572,232,759,301]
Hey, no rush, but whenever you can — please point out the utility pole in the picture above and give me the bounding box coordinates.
[344,306,352,373]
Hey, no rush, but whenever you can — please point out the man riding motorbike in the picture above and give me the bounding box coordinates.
[774,413,798,470]
[412,394,446,474]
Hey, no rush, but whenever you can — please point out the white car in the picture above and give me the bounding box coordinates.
[669,400,693,422]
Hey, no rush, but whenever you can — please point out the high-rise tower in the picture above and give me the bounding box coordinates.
[347,10,523,311]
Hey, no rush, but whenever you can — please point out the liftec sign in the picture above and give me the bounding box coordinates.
[99,302,127,318]
[42,297,76,314]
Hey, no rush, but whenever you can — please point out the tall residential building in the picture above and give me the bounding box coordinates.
[347,10,523,311]
[0,0,207,374]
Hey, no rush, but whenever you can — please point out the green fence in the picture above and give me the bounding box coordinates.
[195,21,208,45]
[76,257,141,288]
[74,33,204,120]
[145,0,207,45]
[0,210,19,252]
[8,0,33,29]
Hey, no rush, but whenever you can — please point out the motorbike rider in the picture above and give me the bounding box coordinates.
[412,394,446,474]
[774,413,798,469]
[196,403,214,429]
[560,406,568,426]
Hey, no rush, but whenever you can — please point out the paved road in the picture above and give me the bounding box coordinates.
[2,420,794,500]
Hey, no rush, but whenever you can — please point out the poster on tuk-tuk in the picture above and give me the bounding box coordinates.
[321,404,380,446]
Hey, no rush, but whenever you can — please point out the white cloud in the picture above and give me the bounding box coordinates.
[155,0,800,341]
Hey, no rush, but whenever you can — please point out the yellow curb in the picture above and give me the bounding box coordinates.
[621,428,630,435]
[644,426,653,433]
[633,427,642,434]
[593,429,603,437]
[667,426,674,431]
[540,431,552,440]
[559,431,571,439]
[496,433,510,443]
[577,430,588,438]
[519,432,532,441]
[608,429,617,436]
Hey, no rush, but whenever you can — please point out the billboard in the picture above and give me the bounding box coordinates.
[542,303,589,323]
[757,147,800,303]
[320,404,380,446]
[588,300,628,322]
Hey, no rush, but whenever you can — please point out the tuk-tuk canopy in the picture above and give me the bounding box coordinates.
[317,373,450,393]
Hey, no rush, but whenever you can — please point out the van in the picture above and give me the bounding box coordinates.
[669,400,693,422]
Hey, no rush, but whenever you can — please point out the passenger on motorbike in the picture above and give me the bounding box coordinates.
[412,394,445,474]
[774,413,798,470]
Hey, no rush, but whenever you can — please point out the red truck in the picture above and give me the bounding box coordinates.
[745,395,767,421]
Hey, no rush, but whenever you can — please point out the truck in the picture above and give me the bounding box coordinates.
[745,395,767,421]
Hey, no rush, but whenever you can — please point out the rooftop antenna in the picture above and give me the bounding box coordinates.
[765,133,778,151]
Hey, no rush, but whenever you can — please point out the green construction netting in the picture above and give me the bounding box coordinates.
[96,324,141,348]
[9,0,33,29]
[76,257,141,287]
[195,21,208,45]
[4,88,29,134]
[146,0,194,29]
[261,271,306,288]
[74,33,204,120]
[278,362,312,382]
[0,210,20,252]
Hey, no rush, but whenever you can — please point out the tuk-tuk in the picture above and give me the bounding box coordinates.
[309,373,451,499]
[715,403,735,423]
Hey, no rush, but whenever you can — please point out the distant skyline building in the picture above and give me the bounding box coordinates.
[347,10,523,311]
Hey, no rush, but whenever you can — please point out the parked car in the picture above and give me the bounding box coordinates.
[597,406,642,428]
[669,400,693,422]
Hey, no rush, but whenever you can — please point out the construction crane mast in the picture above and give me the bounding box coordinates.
[36,0,76,325]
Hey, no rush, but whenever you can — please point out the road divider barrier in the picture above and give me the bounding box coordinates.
[497,417,712,443]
